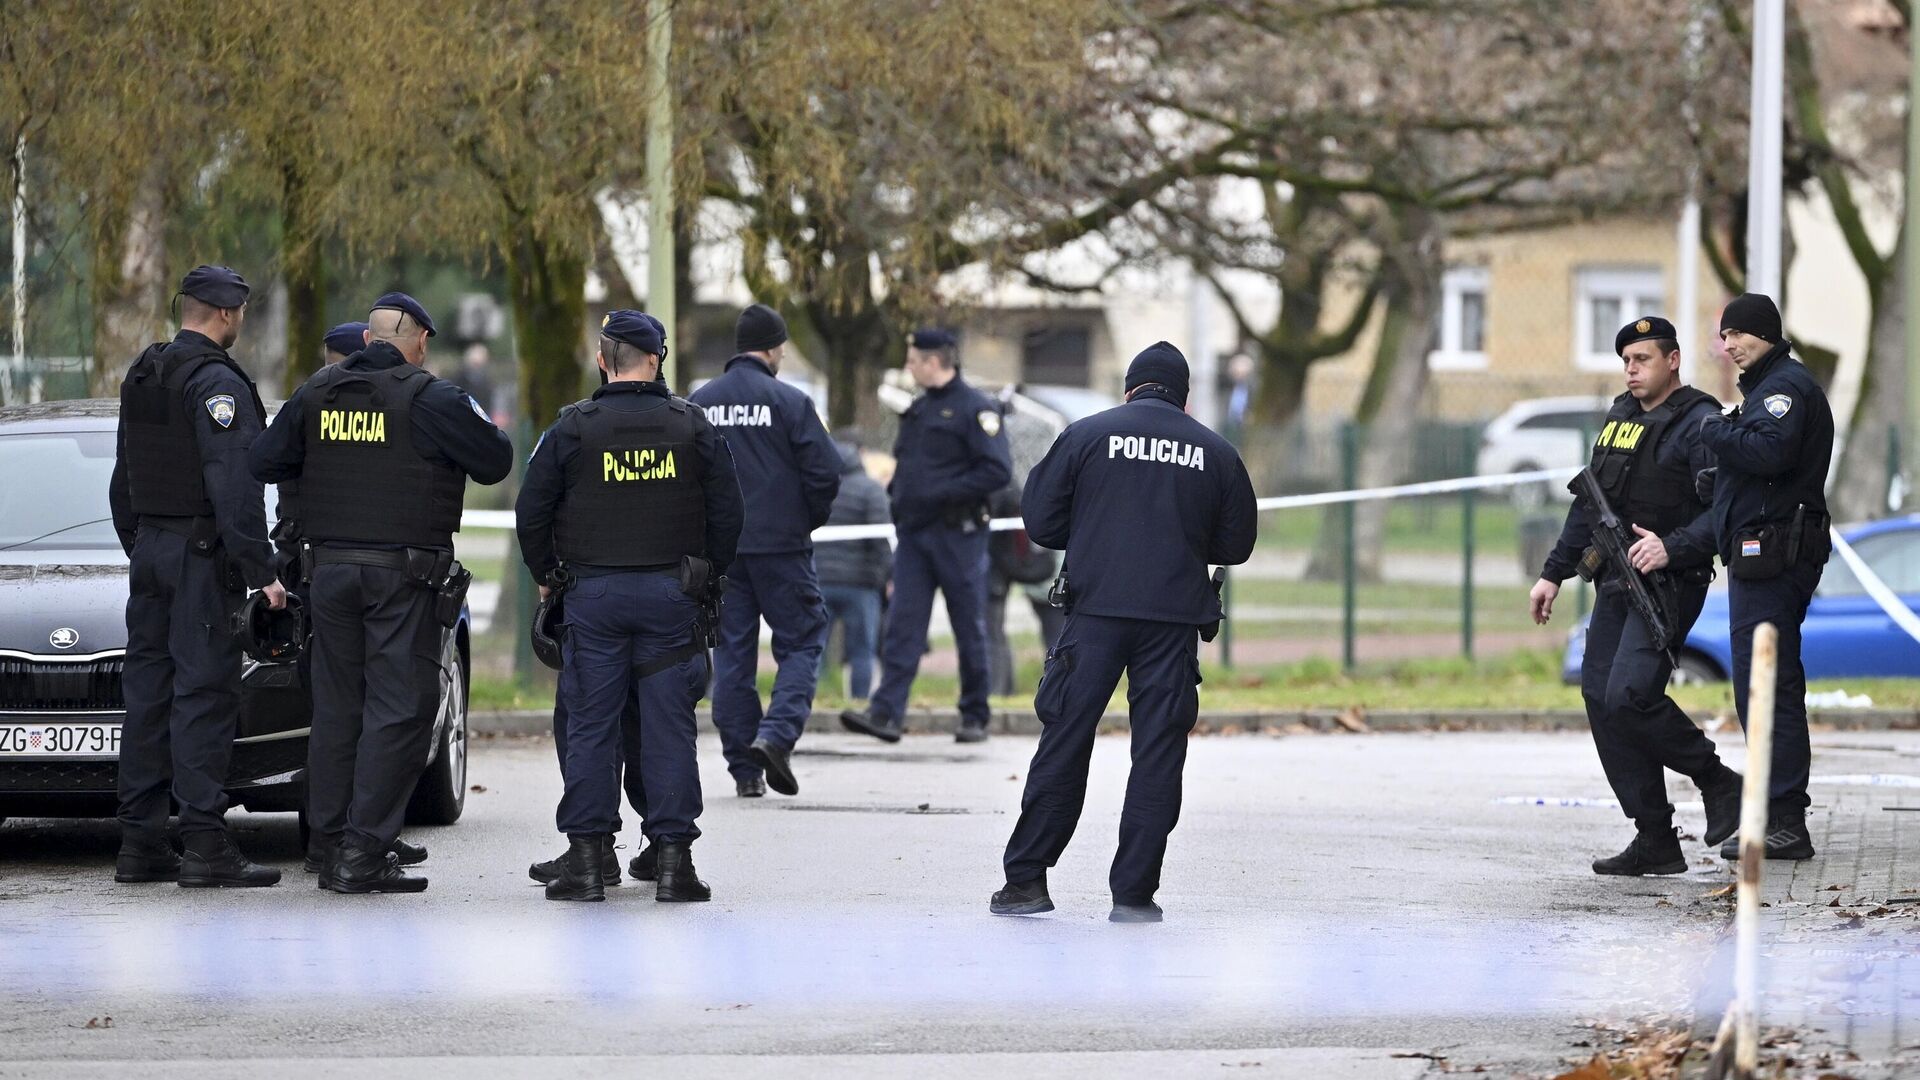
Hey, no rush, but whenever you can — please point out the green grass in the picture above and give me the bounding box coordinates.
[467,650,1920,718]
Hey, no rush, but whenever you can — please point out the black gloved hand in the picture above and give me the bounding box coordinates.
[1694,467,1718,504]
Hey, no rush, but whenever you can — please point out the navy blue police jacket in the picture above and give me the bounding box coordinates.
[109,329,277,587]
[889,374,1013,531]
[514,379,744,582]
[1697,341,1834,563]
[687,354,840,554]
[1022,390,1259,625]
[247,341,515,549]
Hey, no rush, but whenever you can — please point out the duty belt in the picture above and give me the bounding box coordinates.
[311,548,413,571]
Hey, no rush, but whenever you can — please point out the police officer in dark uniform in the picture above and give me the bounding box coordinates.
[1528,316,1743,876]
[842,329,1012,743]
[249,293,513,893]
[1698,293,1834,861]
[689,304,840,797]
[109,265,287,888]
[515,310,744,902]
[992,343,1257,922]
[323,322,369,365]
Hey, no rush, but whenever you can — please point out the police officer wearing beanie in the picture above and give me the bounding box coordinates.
[1529,316,1743,876]
[992,343,1257,922]
[689,304,840,797]
[109,265,288,888]
[322,322,369,365]
[515,310,744,902]
[842,329,1012,743]
[250,293,512,893]
[1698,293,1834,862]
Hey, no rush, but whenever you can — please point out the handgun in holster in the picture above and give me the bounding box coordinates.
[1200,567,1227,643]
[1047,571,1070,610]
[679,556,722,650]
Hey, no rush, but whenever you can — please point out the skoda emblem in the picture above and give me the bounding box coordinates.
[48,627,79,650]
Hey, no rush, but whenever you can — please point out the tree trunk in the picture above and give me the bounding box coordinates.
[1305,212,1442,582]
[280,160,326,393]
[1238,353,1312,493]
[1829,221,1905,522]
[505,222,588,433]
[806,298,895,430]
[88,166,168,394]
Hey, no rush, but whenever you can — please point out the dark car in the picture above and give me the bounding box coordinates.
[0,399,470,832]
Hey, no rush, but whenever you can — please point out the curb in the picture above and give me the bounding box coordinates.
[470,707,1920,737]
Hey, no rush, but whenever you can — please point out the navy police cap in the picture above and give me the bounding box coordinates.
[323,322,368,356]
[1614,315,1676,356]
[600,309,666,354]
[370,292,437,337]
[179,265,250,309]
[910,328,956,351]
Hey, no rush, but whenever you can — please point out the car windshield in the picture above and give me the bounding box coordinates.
[0,429,122,551]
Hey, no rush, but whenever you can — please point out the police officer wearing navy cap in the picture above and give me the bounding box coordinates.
[1528,316,1743,876]
[992,342,1256,922]
[842,329,1012,743]
[109,264,288,887]
[516,310,744,902]
[689,304,840,797]
[322,322,369,365]
[1698,293,1834,862]
[250,292,513,893]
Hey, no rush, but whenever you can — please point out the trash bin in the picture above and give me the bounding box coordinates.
[1517,514,1560,580]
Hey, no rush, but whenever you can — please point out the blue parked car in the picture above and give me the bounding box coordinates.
[1562,515,1920,684]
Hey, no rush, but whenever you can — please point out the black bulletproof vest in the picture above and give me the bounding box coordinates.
[119,342,264,517]
[1589,385,1714,538]
[554,395,706,566]
[298,362,466,547]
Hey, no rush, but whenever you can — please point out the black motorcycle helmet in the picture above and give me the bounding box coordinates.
[233,592,307,664]
[531,589,567,671]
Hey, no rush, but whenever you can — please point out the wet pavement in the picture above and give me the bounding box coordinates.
[3,728,1903,1077]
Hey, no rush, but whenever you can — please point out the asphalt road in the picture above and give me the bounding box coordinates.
[0,729,1774,1078]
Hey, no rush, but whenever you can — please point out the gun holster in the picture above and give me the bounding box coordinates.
[1200,567,1227,643]
[679,556,722,650]
[1047,572,1070,610]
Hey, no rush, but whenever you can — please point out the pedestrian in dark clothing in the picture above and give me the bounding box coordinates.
[816,439,892,700]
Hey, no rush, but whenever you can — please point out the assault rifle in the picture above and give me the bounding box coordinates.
[1569,468,1682,665]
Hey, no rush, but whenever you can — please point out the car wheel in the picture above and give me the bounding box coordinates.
[1670,652,1723,686]
[1509,461,1549,511]
[406,634,468,826]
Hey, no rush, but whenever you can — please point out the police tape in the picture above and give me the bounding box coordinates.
[1828,527,1920,648]
[459,465,1584,542]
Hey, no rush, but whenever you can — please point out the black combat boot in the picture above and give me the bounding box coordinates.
[989,876,1053,916]
[1592,828,1688,876]
[749,738,799,796]
[308,835,421,873]
[1109,899,1164,923]
[544,834,609,902]
[529,841,622,885]
[1700,767,1744,848]
[840,708,903,743]
[1722,816,1816,861]
[736,776,767,798]
[653,841,711,902]
[326,841,428,894]
[389,837,429,866]
[178,831,281,888]
[955,721,989,744]
[114,834,181,884]
[628,842,658,882]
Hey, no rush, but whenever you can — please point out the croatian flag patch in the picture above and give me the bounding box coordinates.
[1742,539,1762,558]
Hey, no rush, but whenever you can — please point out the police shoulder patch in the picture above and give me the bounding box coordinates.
[205,394,236,429]
[1763,394,1793,419]
[978,410,1001,437]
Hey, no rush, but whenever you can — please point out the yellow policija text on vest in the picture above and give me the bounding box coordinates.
[602,447,679,482]
[1595,420,1647,452]
[319,408,388,443]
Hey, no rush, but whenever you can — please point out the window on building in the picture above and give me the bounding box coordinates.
[1021,325,1092,386]
[1574,267,1665,372]
[1428,266,1489,371]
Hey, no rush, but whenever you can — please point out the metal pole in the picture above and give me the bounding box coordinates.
[1341,422,1358,672]
[1745,0,1786,300]
[1706,622,1777,1080]
[645,0,676,376]
[6,136,23,406]
[1219,568,1233,670]
[1461,429,1476,660]
[1678,0,1705,383]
